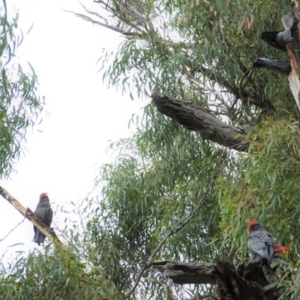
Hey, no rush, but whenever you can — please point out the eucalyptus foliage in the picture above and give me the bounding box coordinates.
[81,0,300,298]
[2,0,300,299]
[0,0,44,177]
[0,245,111,300]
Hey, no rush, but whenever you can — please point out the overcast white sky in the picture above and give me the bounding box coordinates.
[0,0,146,255]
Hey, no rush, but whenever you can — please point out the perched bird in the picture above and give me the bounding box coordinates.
[253,58,291,76]
[261,28,293,52]
[261,13,295,51]
[33,193,53,245]
[247,219,290,264]
[247,219,274,263]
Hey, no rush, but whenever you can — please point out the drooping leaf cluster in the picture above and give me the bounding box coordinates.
[0,244,114,300]
[0,0,44,177]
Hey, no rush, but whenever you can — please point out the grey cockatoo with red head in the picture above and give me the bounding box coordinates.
[247,219,290,264]
[33,193,53,245]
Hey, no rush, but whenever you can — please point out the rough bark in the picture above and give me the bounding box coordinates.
[151,90,251,152]
[151,260,216,285]
[151,260,281,300]
[287,3,300,111]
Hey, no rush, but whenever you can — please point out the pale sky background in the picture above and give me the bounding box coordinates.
[0,0,147,256]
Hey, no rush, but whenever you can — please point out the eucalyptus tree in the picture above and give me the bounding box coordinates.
[72,0,300,299]
[2,0,300,299]
[0,0,45,177]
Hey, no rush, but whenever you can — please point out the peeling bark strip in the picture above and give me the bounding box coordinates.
[152,260,280,300]
[151,90,251,152]
[287,33,300,110]
[286,4,300,111]
[0,186,62,245]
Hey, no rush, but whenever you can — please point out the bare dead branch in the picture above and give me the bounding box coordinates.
[78,1,108,23]
[0,186,62,245]
[151,260,216,285]
[117,0,154,31]
[63,9,134,35]
[152,260,281,300]
[91,0,148,35]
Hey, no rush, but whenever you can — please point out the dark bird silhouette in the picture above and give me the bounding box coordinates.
[253,58,291,76]
[33,193,53,245]
[261,29,293,51]
[261,13,295,52]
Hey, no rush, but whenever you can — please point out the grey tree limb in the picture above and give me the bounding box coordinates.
[151,90,251,152]
[151,261,216,285]
[253,58,291,76]
[151,260,281,300]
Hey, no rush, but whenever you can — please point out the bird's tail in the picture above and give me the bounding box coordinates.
[270,244,291,266]
[261,31,279,41]
[34,230,46,246]
[274,244,291,254]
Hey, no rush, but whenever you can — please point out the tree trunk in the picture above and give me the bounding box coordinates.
[287,1,300,110]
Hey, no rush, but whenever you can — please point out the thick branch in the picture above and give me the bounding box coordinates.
[151,261,216,284]
[152,260,281,300]
[151,90,251,152]
[0,186,62,245]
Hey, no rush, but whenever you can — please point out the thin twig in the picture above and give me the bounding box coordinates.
[122,164,223,300]
[62,10,134,35]
[0,217,25,242]
[143,277,175,300]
